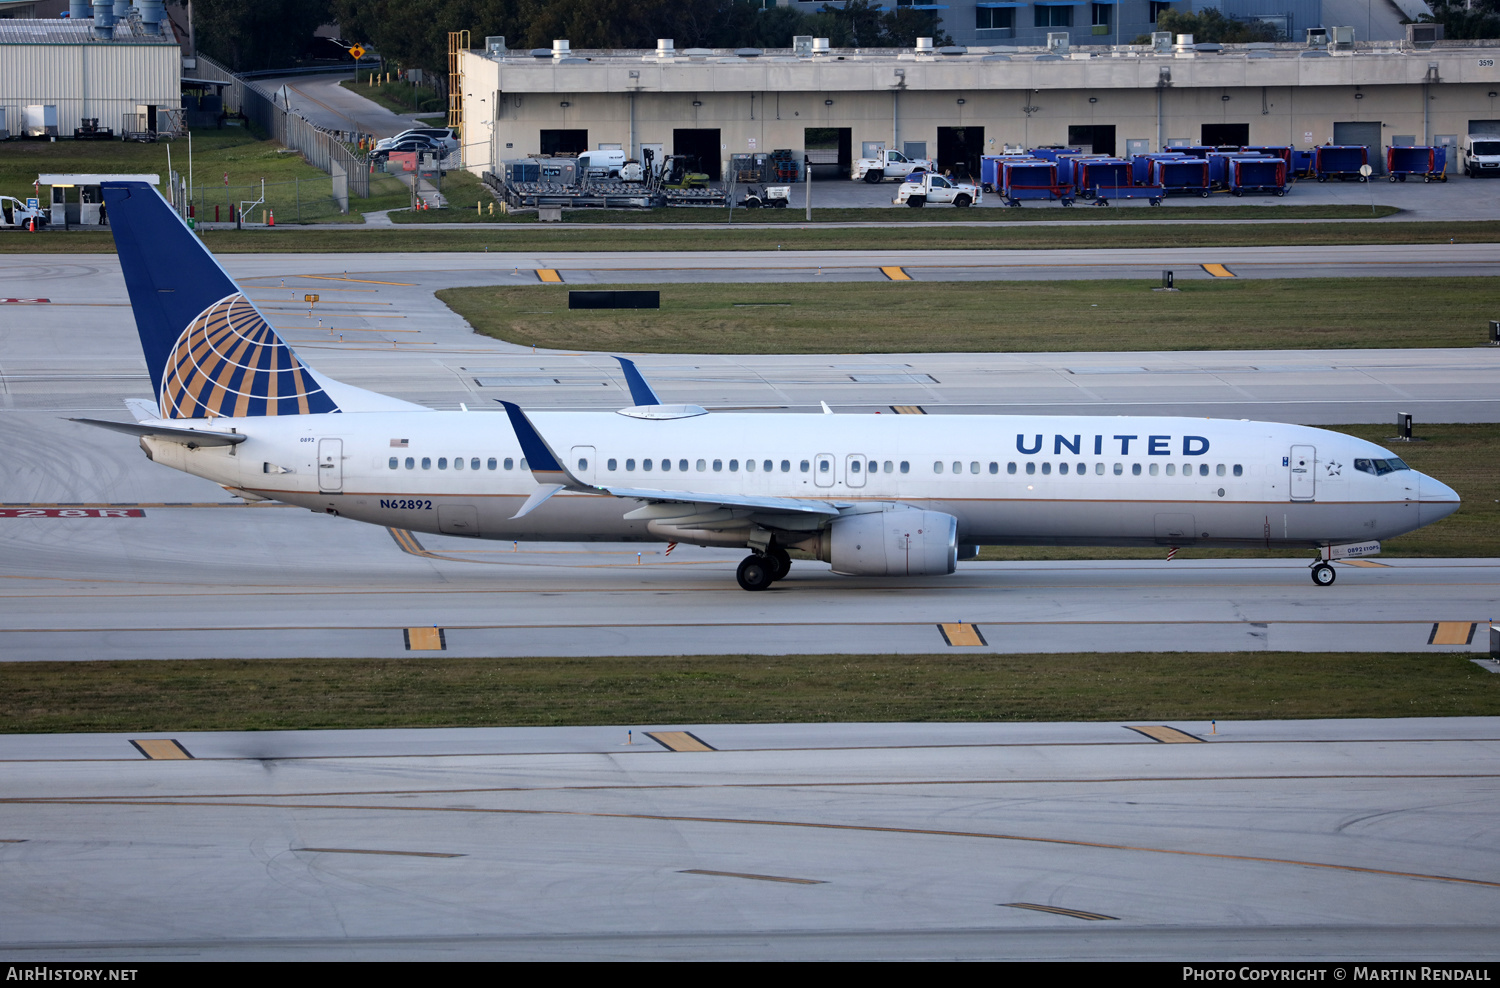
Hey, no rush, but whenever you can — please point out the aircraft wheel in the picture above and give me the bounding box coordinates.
[768,547,792,581]
[737,554,775,591]
[1311,562,1337,587]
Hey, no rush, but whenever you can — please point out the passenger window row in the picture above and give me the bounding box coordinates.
[600,458,914,474]
[997,461,1244,478]
[388,456,526,471]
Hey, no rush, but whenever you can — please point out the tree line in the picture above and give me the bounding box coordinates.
[185,0,950,75]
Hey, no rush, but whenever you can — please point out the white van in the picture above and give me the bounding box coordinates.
[1462,134,1500,176]
[576,149,628,179]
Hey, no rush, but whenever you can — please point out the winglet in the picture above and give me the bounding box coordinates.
[497,400,587,489]
[616,357,662,407]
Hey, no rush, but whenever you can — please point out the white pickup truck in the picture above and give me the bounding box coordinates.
[892,172,982,208]
[852,148,937,183]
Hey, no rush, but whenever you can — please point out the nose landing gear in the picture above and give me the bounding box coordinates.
[1310,562,1337,586]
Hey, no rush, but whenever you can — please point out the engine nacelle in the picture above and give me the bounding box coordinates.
[815,508,958,577]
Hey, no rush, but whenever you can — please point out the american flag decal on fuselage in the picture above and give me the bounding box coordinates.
[159,294,340,419]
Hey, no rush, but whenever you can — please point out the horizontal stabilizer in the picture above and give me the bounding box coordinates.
[70,418,246,448]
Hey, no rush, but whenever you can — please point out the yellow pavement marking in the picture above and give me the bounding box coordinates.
[890,405,926,415]
[130,739,193,760]
[1201,263,1235,278]
[1001,902,1118,921]
[1429,622,1476,645]
[296,847,464,858]
[880,266,912,281]
[404,627,446,651]
[1340,559,1389,568]
[536,269,563,283]
[296,275,415,286]
[1127,725,1204,743]
[646,731,716,752]
[681,869,825,885]
[938,622,987,647]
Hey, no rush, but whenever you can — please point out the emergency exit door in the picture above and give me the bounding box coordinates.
[1289,445,1315,500]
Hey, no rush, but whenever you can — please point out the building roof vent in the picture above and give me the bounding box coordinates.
[915,37,934,53]
[531,48,552,58]
[793,35,813,56]
[1151,31,1172,53]
[938,45,967,56]
[812,37,830,54]
[552,39,570,58]
[656,38,675,57]
[485,36,506,55]
[735,47,763,58]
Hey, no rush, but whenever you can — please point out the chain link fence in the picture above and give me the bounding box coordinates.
[193,177,349,224]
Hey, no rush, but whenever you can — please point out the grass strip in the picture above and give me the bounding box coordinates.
[5,221,1499,255]
[441,278,1496,353]
[3,652,1494,734]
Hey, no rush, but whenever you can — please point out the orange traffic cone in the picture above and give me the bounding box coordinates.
[268,209,275,227]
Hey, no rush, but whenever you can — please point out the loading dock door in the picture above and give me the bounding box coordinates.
[540,129,588,156]
[937,126,984,181]
[673,128,722,180]
[1202,123,1249,147]
[1066,125,1116,156]
[1332,121,1384,175]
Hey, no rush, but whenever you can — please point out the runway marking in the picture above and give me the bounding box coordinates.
[1429,622,1477,646]
[23,797,1500,890]
[1201,263,1236,278]
[404,627,446,651]
[1001,902,1117,921]
[0,502,267,509]
[880,266,912,281]
[0,508,144,518]
[1340,559,1390,568]
[647,731,716,752]
[1126,726,1204,744]
[681,869,825,885]
[294,275,415,286]
[890,405,926,414]
[295,847,463,858]
[938,623,987,647]
[0,298,49,304]
[387,527,441,559]
[536,269,563,283]
[128,739,192,760]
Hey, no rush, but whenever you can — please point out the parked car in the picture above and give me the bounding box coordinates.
[369,135,445,163]
[1462,134,1500,177]
[373,128,458,155]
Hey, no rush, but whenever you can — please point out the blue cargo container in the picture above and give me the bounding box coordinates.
[1171,145,1215,160]
[1314,145,1368,181]
[1244,145,1294,168]
[1291,149,1315,177]
[1152,157,1211,196]
[1227,157,1288,196]
[1130,152,1189,185]
[1386,145,1447,183]
[1074,158,1132,198]
[1026,146,1086,162]
[980,154,1035,192]
[1001,160,1073,206]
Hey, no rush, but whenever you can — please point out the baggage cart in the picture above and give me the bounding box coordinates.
[1027,146,1084,162]
[1001,161,1074,206]
[1152,157,1211,197]
[1386,145,1446,183]
[1314,145,1369,181]
[1131,152,1189,186]
[1243,145,1294,168]
[980,154,1035,193]
[1092,185,1164,206]
[1074,158,1132,199]
[1291,149,1316,178]
[1227,157,1288,196]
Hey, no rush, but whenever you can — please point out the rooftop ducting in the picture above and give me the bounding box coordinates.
[656,38,674,58]
[68,0,90,18]
[91,0,114,39]
[137,0,164,35]
[552,39,569,58]
[915,37,934,53]
[812,37,830,55]
[112,0,128,18]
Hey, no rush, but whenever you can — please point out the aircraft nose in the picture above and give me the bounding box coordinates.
[1418,472,1461,526]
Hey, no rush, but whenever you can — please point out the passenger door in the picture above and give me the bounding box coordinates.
[844,453,867,488]
[317,438,342,492]
[569,445,596,484]
[814,453,835,488]
[1289,445,1316,500]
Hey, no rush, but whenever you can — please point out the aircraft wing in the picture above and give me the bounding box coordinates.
[600,486,841,517]
[498,399,842,520]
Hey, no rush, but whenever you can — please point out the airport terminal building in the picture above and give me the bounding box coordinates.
[458,37,1500,180]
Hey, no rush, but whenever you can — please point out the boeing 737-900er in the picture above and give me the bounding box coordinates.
[76,181,1460,590]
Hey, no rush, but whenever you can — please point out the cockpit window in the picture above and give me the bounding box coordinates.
[1355,458,1407,476]
[1386,457,1410,471]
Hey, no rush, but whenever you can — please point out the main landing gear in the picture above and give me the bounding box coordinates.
[736,546,792,591]
[1310,561,1337,586]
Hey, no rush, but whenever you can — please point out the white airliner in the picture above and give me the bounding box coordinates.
[79,181,1460,591]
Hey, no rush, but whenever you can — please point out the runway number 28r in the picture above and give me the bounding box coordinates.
[381,499,432,510]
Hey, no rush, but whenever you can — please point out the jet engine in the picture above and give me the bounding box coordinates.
[811,507,958,577]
